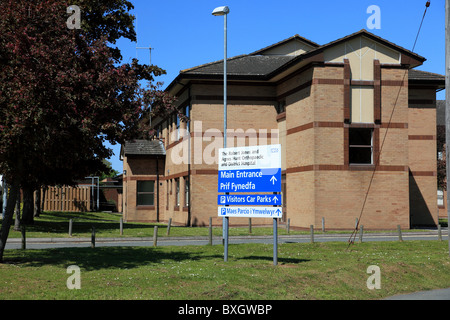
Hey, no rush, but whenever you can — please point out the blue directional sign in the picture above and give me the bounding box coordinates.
[218,168,281,193]
[217,145,282,264]
[218,206,283,218]
[218,194,282,206]
[218,145,282,193]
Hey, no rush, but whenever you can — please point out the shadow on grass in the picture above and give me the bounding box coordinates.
[37,211,117,222]
[4,246,309,271]
[4,246,223,271]
[29,220,158,234]
[8,211,161,236]
[241,255,310,264]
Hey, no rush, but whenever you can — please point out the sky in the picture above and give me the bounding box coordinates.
[107,0,446,172]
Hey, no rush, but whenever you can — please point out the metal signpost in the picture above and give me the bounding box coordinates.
[218,144,282,265]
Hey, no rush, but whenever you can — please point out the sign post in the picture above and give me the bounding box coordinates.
[273,217,278,265]
[218,144,282,265]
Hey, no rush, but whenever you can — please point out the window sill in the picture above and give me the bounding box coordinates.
[348,164,375,171]
[137,205,155,210]
[183,206,189,212]
[276,112,286,122]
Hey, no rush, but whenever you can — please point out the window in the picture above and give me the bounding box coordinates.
[137,181,154,206]
[184,177,189,207]
[185,106,190,133]
[166,180,170,209]
[276,101,286,114]
[176,114,180,141]
[175,178,180,207]
[164,120,169,147]
[349,128,373,164]
[438,190,444,207]
[156,125,161,138]
[169,114,176,143]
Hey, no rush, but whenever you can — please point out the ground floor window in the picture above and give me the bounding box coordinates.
[166,180,169,209]
[438,189,444,207]
[184,176,189,207]
[175,178,180,207]
[137,181,155,206]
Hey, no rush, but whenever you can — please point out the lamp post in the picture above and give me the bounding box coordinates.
[212,5,230,262]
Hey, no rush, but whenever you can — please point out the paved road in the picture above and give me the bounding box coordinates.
[5,229,448,249]
[385,287,450,300]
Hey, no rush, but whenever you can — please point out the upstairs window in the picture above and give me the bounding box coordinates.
[185,106,190,133]
[176,114,181,141]
[349,128,373,164]
[276,101,286,114]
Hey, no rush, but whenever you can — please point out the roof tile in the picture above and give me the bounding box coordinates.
[124,140,166,156]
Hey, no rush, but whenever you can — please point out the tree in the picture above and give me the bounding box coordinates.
[0,0,176,261]
[98,159,120,181]
[70,0,137,63]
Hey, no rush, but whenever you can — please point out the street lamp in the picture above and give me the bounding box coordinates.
[212,5,230,16]
[212,5,229,147]
[212,5,229,262]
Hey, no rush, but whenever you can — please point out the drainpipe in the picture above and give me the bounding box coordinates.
[156,156,159,222]
[187,87,192,227]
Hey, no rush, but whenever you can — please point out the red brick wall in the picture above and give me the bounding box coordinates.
[408,87,438,226]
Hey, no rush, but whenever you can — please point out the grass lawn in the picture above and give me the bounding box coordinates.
[0,240,449,300]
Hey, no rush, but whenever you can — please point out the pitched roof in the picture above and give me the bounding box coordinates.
[167,29,429,93]
[310,29,425,64]
[182,54,296,78]
[249,34,320,55]
[408,69,445,90]
[124,139,166,156]
[180,33,319,78]
[409,69,445,82]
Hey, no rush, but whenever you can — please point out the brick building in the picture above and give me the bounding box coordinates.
[121,29,444,230]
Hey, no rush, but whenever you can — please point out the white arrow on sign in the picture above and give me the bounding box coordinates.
[272,196,278,203]
[270,176,277,185]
